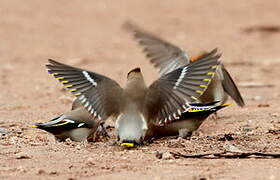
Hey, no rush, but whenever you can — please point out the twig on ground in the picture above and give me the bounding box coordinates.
[170,151,280,159]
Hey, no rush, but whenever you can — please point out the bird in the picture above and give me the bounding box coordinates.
[32,98,102,142]
[46,50,220,146]
[124,22,245,108]
[145,102,230,139]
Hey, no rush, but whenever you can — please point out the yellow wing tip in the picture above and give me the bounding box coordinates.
[30,125,38,128]
[199,85,207,88]
[121,143,135,148]
[196,90,203,94]
[207,72,215,76]
[61,80,69,84]
[211,65,218,69]
[222,104,232,107]
[188,109,202,113]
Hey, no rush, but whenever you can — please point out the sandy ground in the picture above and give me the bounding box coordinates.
[1,0,280,179]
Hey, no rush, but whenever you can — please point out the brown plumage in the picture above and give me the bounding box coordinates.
[46,51,220,144]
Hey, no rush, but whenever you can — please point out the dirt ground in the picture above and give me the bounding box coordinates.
[1,0,280,179]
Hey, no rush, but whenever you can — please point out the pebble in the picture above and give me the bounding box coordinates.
[253,96,263,101]
[223,142,243,153]
[87,157,95,165]
[16,152,31,159]
[161,152,173,160]
[76,145,81,150]
[0,128,9,135]
[49,171,58,175]
[37,169,46,175]
[271,113,279,117]
[257,104,270,107]
[155,151,163,159]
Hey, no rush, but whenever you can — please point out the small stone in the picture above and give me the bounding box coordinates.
[253,96,263,101]
[271,113,279,117]
[218,133,234,141]
[257,104,270,107]
[76,145,81,150]
[162,152,173,160]
[17,166,26,173]
[49,171,58,175]
[224,142,243,153]
[16,152,31,159]
[37,169,46,175]
[267,128,280,135]
[87,157,95,166]
[155,151,163,159]
[0,128,9,135]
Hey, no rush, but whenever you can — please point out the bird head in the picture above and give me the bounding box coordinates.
[127,67,142,79]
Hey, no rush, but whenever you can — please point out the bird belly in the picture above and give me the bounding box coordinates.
[64,128,92,142]
[147,118,205,138]
[116,112,148,143]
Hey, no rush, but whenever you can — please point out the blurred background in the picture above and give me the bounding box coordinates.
[1,0,280,129]
[1,1,280,179]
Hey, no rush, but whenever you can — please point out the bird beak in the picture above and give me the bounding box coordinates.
[30,125,38,128]
[120,142,135,148]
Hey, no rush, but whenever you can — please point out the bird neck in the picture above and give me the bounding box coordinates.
[123,76,147,109]
[125,75,147,92]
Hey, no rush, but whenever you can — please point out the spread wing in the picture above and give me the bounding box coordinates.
[221,65,245,107]
[146,49,221,125]
[124,22,189,75]
[176,103,229,120]
[46,59,123,120]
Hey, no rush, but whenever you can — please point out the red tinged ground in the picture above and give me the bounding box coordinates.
[0,1,280,179]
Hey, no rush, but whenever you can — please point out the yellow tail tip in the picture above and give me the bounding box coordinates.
[30,125,38,128]
[120,143,135,148]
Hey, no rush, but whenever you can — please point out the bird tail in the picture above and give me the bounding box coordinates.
[221,65,245,107]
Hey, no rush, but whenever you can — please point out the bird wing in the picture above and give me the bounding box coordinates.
[220,65,245,107]
[124,22,189,75]
[46,59,123,120]
[146,49,221,125]
[176,103,229,120]
[35,115,90,130]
